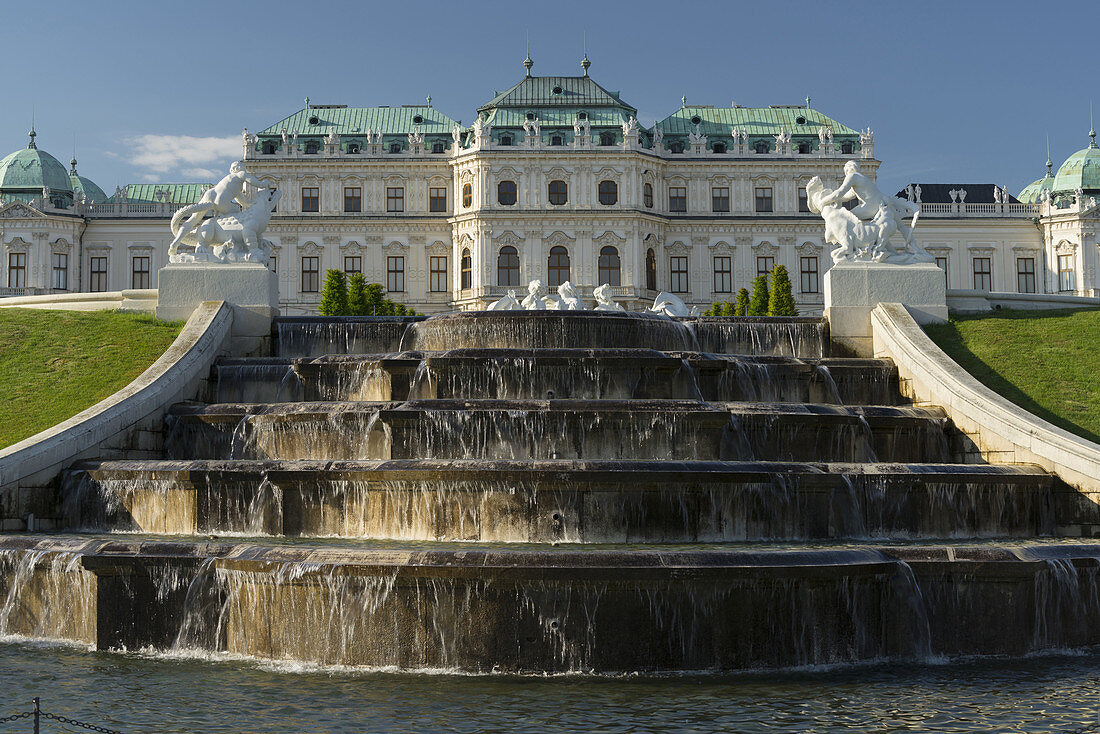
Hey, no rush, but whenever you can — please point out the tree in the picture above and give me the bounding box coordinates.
[318,270,349,316]
[347,273,367,316]
[768,264,799,316]
[735,288,750,317]
[748,276,769,316]
[363,283,386,315]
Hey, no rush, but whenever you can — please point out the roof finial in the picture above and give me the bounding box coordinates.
[581,31,590,76]
[426,94,432,107]
[28,107,36,149]
[305,96,310,108]
[805,96,811,107]
[71,133,77,172]
[682,95,687,108]
[1091,101,1097,148]
[1046,134,1053,176]
[524,31,533,76]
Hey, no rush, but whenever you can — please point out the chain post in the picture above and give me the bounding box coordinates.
[32,697,39,734]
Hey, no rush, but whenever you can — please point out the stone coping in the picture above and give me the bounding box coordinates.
[0,301,234,526]
[871,302,1100,494]
[0,289,157,313]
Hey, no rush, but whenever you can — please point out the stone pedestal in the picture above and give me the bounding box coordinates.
[824,261,946,355]
[156,263,278,341]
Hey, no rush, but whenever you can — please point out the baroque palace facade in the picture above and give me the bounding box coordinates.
[1,60,1097,314]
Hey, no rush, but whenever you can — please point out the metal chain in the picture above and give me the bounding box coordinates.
[41,711,124,734]
[0,711,32,723]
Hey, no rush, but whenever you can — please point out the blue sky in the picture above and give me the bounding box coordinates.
[5,0,1091,195]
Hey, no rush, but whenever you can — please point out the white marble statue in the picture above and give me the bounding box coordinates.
[818,127,828,144]
[652,124,664,147]
[688,124,707,146]
[325,127,340,145]
[452,125,462,145]
[593,284,625,311]
[409,125,424,147]
[807,163,933,264]
[487,289,523,311]
[992,186,1001,204]
[169,161,267,254]
[622,116,640,144]
[521,279,549,310]
[550,281,585,310]
[168,184,280,265]
[646,291,692,318]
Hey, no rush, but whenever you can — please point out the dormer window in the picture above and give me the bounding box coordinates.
[432,141,445,154]
[499,135,513,146]
[347,142,361,154]
[669,141,684,154]
[262,141,277,155]
[413,115,424,124]
[550,135,563,146]
[389,142,402,154]
[798,142,811,154]
[599,132,616,146]
[841,141,854,154]
[754,140,770,154]
[304,140,320,154]
[712,142,727,154]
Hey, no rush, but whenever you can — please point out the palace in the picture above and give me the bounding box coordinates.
[2,57,1097,313]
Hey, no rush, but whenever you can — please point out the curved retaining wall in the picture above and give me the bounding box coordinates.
[947,290,1100,314]
[871,302,1100,533]
[0,301,234,530]
[0,289,158,313]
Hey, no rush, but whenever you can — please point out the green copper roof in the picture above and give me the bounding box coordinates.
[1017,173,1055,204]
[484,107,631,129]
[258,105,460,138]
[656,105,858,139]
[114,183,212,205]
[0,135,74,195]
[68,158,108,204]
[478,75,637,115]
[1053,134,1100,193]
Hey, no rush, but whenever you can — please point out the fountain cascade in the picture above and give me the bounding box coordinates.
[2,311,1099,673]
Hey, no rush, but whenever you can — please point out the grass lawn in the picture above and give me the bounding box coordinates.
[923,308,1100,444]
[0,308,182,449]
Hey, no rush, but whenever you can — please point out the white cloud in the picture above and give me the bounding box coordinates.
[125,134,240,174]
[180,167,219,180]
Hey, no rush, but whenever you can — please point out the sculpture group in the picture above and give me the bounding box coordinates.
[168,161,278,265]
[807,161,934,265]
[487,280,697,317]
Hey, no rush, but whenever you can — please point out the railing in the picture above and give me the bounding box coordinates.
[0,287,47,298]
[85,202,186,218]
[916,201,1040,218]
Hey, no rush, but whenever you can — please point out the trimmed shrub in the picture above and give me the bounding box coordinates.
[735,288,750,317]
[768,264,799,316]
[347,273,367,316]
[748,276,769,316]
[318,270,349,316]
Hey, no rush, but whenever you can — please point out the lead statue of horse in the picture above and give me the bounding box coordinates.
[168,186,281,265]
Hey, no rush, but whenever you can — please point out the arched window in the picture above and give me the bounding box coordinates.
[498,180,517,206]
[598,180,618,206]
[644,182,653,208]
[499,135,513,146]
[497,245,520,286]
[797,142,811,154]
[548,246,570,287]
[347,142,361,154]
[262,141,277,155]
[712,142,727,154]
[754,140,770,154]
[840,141,854,155]
[462,183,472,208]
[461,248,472,290]
[304,140,320,154]
[550,135,563,146]
[599,131,616,146]
[668,141,684,154]
[432,141,445,154]
[645,248,657,291]
[548,180,568,206]
[389,142,402,154]
[598,246,621,286]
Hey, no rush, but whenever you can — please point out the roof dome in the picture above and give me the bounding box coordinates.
[1019,156,1056,204]
[68,156,107,204]
[1053,130,1100,193]
[0,130,74,202]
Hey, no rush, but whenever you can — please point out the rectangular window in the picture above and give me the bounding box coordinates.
[344,256,361,275]
[800,256,820,293]
[90,256,108,292]
[270,255,277,274]
[670,256,689,293]
[7,252,26,288]
[757,256,775,279]
[1059,254,1076,292]
[935,256,948,288]
[669,186,687,213]
[711,187,729,213]
[1016,257,1036,294]
[301,186,319,212]
[798,187,810,213]
[301,256,319,292]
[755,187,773,213]
[430,256,448,292]
[387,256,405,292]
[343,187,361,213]
[713,256,732,293]
[387,187,404,213]
[429,187,447,212]
[52,252,68,290]
[131,255,150,289]
[972,257,992,291]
